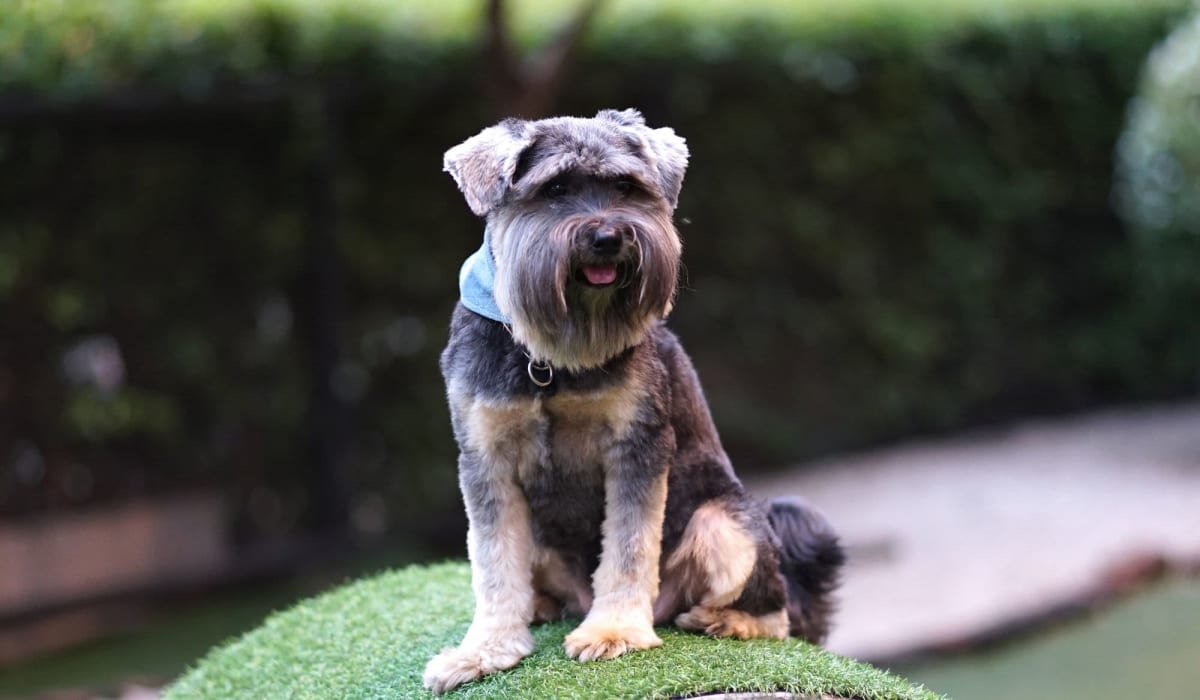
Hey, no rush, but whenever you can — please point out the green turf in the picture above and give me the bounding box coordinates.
[164,562,942,700]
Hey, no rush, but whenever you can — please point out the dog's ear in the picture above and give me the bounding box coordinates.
[444,119,534,217]
[644,126,689,210]
[596,108,646,128]
[599,109,689,208]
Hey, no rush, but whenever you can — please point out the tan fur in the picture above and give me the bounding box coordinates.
[562,618,664,662]
[462,479,534,622]
[424,389,540,693]
[565,467,669,661]
[532,547,592,620]
[460,396,547,476]
[544,371,644,457]
[532,592,563,623]
[424,478,536,693]
[422,637,532,694]
[453,370,643,475]
[454,371,667,665]
[675,606,789,640]
[665,502,758,608]
[439,373,663,672]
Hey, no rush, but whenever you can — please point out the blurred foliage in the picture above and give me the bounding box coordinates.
[0,0,1195,538]
[1116,7,1200,388]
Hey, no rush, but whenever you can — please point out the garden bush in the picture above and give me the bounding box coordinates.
[1116,6,1200,389]
[0,0,1192,539]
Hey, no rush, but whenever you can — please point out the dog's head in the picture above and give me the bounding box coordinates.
[445,108,689,370]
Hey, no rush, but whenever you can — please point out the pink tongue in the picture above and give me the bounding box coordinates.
[583,264,618,285]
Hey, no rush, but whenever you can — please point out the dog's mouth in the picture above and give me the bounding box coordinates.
[579,263,619,287]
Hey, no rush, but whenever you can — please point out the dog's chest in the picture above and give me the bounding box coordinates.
[460,385,640,548]
[462,388,637,472]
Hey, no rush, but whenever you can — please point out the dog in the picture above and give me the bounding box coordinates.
[423,108,843,694]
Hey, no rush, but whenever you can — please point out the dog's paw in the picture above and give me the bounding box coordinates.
[676,605,788,640]
[422,630,534,694]
[563,619,662,662]
[675,605,723,634]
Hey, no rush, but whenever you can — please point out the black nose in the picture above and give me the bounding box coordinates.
[590,227,623,256]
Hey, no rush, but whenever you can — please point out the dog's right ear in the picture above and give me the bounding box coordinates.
[444,119,534,217]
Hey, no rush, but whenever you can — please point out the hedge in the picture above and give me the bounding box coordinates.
[1116,6,1200,388]
[0,0,1192,537]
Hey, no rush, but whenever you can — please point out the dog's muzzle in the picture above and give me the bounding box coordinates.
[579,222,632,287]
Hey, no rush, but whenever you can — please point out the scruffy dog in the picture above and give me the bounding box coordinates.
[423,108,843,694]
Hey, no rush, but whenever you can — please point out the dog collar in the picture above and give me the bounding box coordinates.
[498,323,554,388]
[525,356,554,387]
[458,229,511,324]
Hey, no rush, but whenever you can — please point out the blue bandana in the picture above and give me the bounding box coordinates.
[458,229,511,323]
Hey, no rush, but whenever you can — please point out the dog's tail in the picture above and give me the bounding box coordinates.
[766,498,845,643]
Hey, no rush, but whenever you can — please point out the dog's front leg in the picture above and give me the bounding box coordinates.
[564,457,669,661]
[423,452,535,693]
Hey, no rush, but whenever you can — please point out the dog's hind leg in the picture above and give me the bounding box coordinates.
[532,547,592,623]
[667,499,792,640]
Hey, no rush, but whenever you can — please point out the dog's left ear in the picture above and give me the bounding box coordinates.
[596,108,646,128]
[645,126,689,210]
[444,119,534,217]
[597,109,690,210]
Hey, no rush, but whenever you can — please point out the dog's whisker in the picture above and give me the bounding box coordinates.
[617,262,634,289]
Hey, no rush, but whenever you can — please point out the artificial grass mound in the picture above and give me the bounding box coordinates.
[164,562,942,700]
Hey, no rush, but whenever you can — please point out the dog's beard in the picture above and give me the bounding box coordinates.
[491,209,680,371]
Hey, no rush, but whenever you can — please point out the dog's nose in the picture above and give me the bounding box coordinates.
[590,227,623,256]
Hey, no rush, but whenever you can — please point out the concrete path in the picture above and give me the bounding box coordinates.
[747,401,1200,662]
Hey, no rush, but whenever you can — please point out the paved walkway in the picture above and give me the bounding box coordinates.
[747,401,1200,661]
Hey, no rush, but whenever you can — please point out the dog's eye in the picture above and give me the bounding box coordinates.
[614,178,638,196]
[542,180,569,199]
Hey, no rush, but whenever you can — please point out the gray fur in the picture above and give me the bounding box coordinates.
[444,118,534,216]
[477,112,684,370]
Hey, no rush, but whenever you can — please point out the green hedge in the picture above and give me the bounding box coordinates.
[1116,6,1200,386]
[0,0,1192,535]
